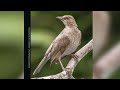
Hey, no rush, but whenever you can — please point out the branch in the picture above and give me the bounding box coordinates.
[32,39,93,79]
[93,42,120,79]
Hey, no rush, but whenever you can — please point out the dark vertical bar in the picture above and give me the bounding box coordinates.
[24,11,30,79]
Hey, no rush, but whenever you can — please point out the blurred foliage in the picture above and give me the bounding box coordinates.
[31,11,92,78]
[0,11,24,79]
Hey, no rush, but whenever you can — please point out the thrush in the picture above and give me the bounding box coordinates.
[33,15,81,75]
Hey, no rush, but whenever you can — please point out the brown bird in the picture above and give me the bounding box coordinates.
[33,15,81,75]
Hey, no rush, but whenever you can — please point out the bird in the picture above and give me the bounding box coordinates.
[33,15,81,75]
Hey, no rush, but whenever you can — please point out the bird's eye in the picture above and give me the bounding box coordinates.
[64,17,69,20]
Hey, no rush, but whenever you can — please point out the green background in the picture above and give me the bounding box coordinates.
[0,11,24,79]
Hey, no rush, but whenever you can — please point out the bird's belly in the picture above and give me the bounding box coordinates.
[63,46,76,55]
[62,39,79,57]
[61,30,81,58]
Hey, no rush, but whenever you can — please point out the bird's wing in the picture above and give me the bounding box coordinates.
[78,29,82,46]
[45,35,70,63]
[33,34,70,75]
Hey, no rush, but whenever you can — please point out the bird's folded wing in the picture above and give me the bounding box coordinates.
[45,35,70,62]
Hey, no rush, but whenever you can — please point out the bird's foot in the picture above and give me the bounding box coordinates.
[62,67,66,71]
[58,59,65,71]
[70,54,79,61]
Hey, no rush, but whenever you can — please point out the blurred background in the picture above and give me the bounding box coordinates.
[93,11,120,79]
[0,11,24,79]
[31,11,92,79]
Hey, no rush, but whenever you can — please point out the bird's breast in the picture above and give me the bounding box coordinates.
[62,30,81,57]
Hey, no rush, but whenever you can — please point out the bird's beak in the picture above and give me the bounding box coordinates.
[56,16,63,20]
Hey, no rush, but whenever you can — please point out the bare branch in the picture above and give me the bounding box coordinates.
[93,42,120,79]
[32,39,93,79]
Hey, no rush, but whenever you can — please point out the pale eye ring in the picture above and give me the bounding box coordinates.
[64,17,69,20]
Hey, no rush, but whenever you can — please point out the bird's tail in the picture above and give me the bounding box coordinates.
[33,57,48,75]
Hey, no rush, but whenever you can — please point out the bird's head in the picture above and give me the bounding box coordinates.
[56,15,77,28]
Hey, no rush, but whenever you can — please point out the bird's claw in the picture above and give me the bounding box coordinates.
[70,54,79,61]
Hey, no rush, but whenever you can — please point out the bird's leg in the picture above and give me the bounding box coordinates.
[70,54,79,62]
[58,57,65,71]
